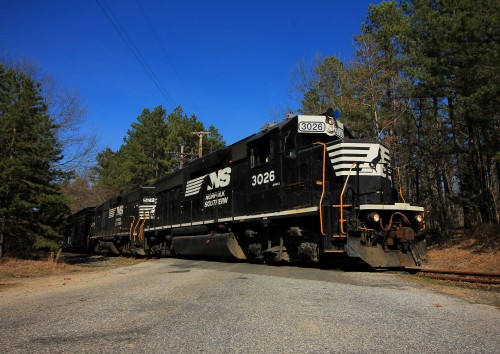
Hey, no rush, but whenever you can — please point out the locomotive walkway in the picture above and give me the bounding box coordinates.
[0,258,499,353]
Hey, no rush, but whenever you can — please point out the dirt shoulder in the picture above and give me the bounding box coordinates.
[413,232,500,308]
[0,255,147,294]
[423,232,500,273]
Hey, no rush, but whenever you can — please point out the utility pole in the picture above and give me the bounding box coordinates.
[178,145,197,169]
[191,131,210,158]
[167,131,210,170]
[166,145,197,170]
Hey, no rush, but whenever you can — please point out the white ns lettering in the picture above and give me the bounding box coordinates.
[207,167,231,191]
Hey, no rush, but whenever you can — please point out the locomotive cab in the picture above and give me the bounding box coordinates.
[290,113,426,267]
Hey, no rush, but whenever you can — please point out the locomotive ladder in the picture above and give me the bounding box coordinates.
[333,162,357,237]
[315,142,352,252]
[319,162,356,253]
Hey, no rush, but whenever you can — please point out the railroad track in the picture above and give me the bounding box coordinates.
[407,268,500,285]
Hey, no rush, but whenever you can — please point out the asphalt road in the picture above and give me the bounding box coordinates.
[1,258,499,353]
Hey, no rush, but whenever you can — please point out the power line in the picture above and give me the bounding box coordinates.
[96,0,174,109]
[136,0,201,115]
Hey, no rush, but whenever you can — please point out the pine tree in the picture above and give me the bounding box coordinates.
[0,64,69,256]
[93,105,226,194]
[121,106,170,187]
[350,1,411,141]
[403,0,500,228]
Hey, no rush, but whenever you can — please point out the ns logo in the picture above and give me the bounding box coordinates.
[185,167,232,197]
[207,167,231,190]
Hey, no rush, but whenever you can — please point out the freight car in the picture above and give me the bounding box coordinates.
[81,111,427,268]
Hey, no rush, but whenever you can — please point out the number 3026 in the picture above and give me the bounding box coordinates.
[251,170,275,186]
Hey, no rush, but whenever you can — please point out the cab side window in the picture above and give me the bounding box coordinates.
[283,129,296,158]
[249,135,275,168]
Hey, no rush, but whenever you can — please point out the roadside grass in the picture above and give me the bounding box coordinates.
[0,253,146,281]
[0,257,85,280]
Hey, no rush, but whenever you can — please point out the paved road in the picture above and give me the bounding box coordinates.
[1,258,499,353]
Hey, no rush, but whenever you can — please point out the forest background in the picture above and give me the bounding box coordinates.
[0,0,498,257]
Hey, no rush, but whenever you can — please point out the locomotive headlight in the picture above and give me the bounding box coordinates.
[414,214,423,224]
[367,212,380,223]
[326,117,334,134]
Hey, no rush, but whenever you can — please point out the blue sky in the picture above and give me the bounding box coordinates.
[1,0,379,152]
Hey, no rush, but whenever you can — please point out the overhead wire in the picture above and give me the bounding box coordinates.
[136,0,200,116]
[96,0,174,109]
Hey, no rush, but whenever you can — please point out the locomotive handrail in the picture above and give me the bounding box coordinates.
[133,217,141,241]
[129,216,136,241]
[138,213,151,241]
[339,163,357,235]
[397,167,407,203]
[313,142,327,235]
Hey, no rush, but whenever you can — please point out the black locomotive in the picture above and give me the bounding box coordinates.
[66,112,427,268]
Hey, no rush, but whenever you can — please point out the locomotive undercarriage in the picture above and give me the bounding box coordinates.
[93,236,148,256]
[117,219,327,264]
[233,219,324,264]
[91,209,426,268]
